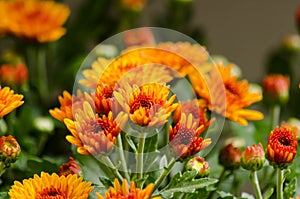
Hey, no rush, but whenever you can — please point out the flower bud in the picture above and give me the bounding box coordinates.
[219,143,242,170]
[266,127,298,169]
[0,135,21,166]
[241,143,265,171]
[263,74,290,105]
[58,157,81,176]
[0,63,28,87]
[185,156,210,178]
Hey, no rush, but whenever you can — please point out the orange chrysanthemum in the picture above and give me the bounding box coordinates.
[190,63,263,126]
[120,0,146,11]
[96,179,156,199]
[0,86,24,118]
[266,127,298,169]
[169,113,211,159]
[64,101,127,155]
[173,99,213,128]
[0,0,70,43]
[114,83,178,127]
[0,63,28,87]
[49,90,94,122]
[8,172,93,199]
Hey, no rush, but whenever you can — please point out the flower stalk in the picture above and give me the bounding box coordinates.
[277,168,284,199]
[117,134,130,181]
[101,156,124,182]
[137,133,146,187]
[270,104,281,129]
[250,171,263,199]
[154,158,177,190]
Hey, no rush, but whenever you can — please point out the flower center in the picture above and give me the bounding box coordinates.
[278,136,292,146]
[130,93,154,114]
[173,127,194,145]
[225,82,241,98]
[38,186,65,199]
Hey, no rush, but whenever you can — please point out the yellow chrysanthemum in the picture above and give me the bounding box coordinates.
[114,83,178,127]
[96,178,157,199]
[79,58,112,90]
[64,101,127,155]
[190,63,263,126]
[0,0,70,43]
[8,172,93,199]
[49,90,94,122]
[0,86,24,118]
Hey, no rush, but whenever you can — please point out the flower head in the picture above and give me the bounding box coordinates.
[64,101,127,155]
[0,0,70,43]
[219,143,242,170]
[266,127,298,169]
[58,157,81,177]
[0,63,28,87]
[120,0,147,11]
[8,172,93,199]
[169,113,211,159]
[263,74,290,105]
[49,90,94,122]
[0,86,24,118]
[0,135,20,166]
[185,156,210,178]
[96,178,155,199]
[123,28,155,47]
[241,143,265,171]
[191,63,263,126]
[115,83,177,127]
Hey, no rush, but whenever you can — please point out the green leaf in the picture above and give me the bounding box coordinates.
[263,188,274,199]
[284,177,297,199]
[159,174,218,198]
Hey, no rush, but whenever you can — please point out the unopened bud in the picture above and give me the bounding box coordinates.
[219,143,242,170]
[241,143,265,171]
[185,156,210,178]
[0,135,20,166]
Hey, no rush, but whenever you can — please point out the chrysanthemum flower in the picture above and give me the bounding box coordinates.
[64,101,127,155]
[173,99,213,128]
[58,157,81,177]
[96,178,156,199]
[219,143,242,170]
[120,0,147,11]
[123,28,155,47]
[169,113,211,159]
[114,83,177,127]
[49,90,94,122]
[191,63,263,126]
[266,127,298,169]
[0,135,20,166]
[185,156,210,178]
[79,58,112,90]
[241,143,265,171]
[0,63,28,87]
[263,74,290,105]
[8,172,93,199]
[0,86,24,118]
[0,0,70,43]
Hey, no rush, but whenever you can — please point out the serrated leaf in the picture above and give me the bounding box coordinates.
[217,191,236,199]
[159,177,218,198]
[284,177,297,199]
[263,188,274,199]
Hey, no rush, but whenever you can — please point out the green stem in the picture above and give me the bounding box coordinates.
[250,171,263,199]
[154,158,177,190]
[207,168,227,199]
[277,168,284,199]
[101,156,123,181]
[0,162,7,177]
[270,105,280,129]
[37,46,49,104]
[137,133,146,185]
[117,134,130,181]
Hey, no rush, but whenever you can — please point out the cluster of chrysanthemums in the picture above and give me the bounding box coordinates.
[0,0,299,198]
